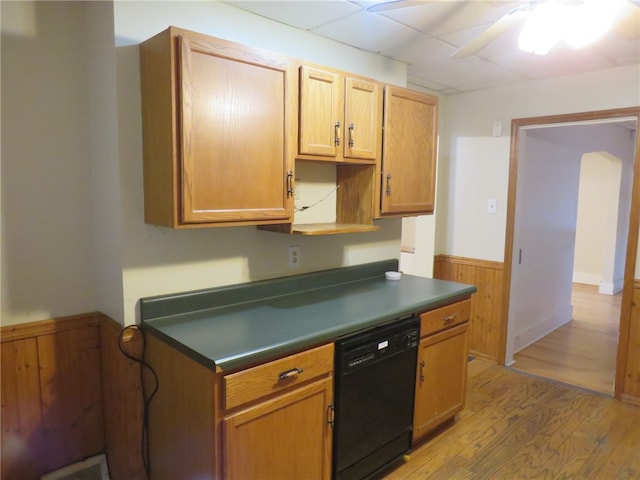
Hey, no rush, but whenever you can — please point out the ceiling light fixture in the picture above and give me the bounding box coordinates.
[519,0,619,55]
[565,0,616,48]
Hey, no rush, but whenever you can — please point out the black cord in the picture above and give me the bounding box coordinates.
[117,325,158,480]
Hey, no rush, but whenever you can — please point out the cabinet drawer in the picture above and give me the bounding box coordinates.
[224,343,334,410]
[420,299,470,337]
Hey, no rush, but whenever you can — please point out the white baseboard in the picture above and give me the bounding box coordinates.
[572,271,600,285]
[512,304,573,354]
[599,279,623,295]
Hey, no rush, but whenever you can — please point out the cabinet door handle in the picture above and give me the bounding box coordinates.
[386,174,392,195]
[348,123,355,148]
[419,360,425,383]
[335,121,341,146]
[278,367,304,380]
[443,314,457,325]
[286,170,294,197]
[327,403,335,428]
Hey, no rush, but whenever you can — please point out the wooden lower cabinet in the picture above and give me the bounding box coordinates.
[413,313,469,443]
[146,336,334,479]
[223,377,333,480]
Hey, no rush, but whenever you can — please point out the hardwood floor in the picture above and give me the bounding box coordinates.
[512,283,621,395]
[382,359,640,480]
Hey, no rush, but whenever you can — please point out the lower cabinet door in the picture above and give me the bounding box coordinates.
[223,377,333,480]
[413,322,469,442]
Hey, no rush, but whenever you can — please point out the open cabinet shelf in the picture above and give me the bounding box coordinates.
[259,222,380,235]
[259,163,377,236]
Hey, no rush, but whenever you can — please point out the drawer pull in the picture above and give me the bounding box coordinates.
[443,314,457,324]
[278,367,304,380]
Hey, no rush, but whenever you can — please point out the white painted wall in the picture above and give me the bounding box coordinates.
[112,1,411,325]
[437,65,640,265]
[507,126,581,359]
[4,0,636,327]
[573,151,628,294]
[2,2,98,324]
[506,122,636,362]
[86,1,125,323]
[1,1,413,326]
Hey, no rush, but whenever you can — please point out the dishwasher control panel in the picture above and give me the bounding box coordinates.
[337,315,420,372]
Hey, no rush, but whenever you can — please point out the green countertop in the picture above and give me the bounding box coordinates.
[141,260,476,372]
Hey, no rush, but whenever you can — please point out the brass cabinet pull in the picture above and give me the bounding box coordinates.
[278,367,304,380]
[286,170,294,197]
[348,123,355,147]
[443,314,457,325]
[335,121,341,146]
[386,174,392,195]
[419,360,425,383]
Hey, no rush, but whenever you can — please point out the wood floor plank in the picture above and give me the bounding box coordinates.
[488,389,604,479]
[550,399,629,479]
[572,401,640,479]
[462,387,577,478]
[513,283,620,395]
[381,359,640,480]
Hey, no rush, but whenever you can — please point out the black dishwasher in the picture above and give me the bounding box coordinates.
[333,315,419,480]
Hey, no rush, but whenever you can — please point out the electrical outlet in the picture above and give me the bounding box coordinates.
[288,246,301,268]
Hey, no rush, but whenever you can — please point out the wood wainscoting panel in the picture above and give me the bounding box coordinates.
[434,255,504,363]
[37,325,104,472]
[1,337,45,479]
[100,316,146,480]
[1,313,105,479]
[620,281,640,404]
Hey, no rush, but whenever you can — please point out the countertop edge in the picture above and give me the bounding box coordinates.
[144,285,476,373]
[140,261,477,373]
[215,287,476,372]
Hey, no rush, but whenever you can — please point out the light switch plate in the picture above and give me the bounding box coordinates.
[487,198,497,214]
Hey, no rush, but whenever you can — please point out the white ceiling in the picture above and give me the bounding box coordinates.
[224,0,640,94]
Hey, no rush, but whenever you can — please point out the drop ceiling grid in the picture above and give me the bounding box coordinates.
[222,0,640,93]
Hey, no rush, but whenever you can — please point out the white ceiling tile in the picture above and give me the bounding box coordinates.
[377,1,519,37]
[222,0,640,93]
[380,35,453,65]
[438,86,464,95]
[489,44,616,79]
[406,74,447,91]
[226,0,362,30]
[408,51,521,88]
[312,9,419,53]
[592,33,640,66]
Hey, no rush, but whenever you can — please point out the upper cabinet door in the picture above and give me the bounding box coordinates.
[298,66,342,158]
[298,66,380,163]
[179,35,293,225]
[343,77,381,161]
[140,27,294,228]
[379,86,438,216]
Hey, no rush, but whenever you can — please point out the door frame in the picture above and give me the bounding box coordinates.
[500,107,640,399]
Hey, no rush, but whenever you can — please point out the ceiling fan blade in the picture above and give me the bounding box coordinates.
[450,4,530,59]
[612,0,640,39]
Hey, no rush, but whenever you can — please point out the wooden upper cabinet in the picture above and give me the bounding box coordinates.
[298,65,381,163]
[377,86,438,217]
[298,67,341,157]
[139,27,295,228]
